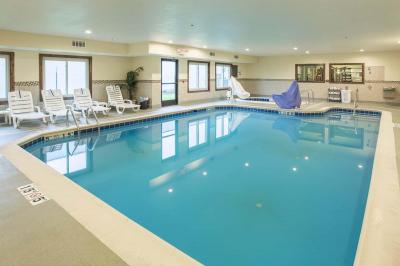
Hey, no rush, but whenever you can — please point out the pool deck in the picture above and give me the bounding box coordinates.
[0,99,399,266]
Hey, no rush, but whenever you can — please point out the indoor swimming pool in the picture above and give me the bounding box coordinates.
[25,108,381,266]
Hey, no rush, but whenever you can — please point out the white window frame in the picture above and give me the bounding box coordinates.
[215,63,232,90]
[0,53,11,101]
[188,61,209,92]
[42,56,90,96]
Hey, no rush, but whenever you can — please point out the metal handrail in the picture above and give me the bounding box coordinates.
[66,108,80,137]
[353,88,359,116]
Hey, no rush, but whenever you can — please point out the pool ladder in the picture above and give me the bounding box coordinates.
[66,107,81,136]
[302,89,315,104]
[353,88,359,116]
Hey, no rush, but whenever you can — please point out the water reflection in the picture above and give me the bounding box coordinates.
[34,111,378,181]
[188,118,208,149]
[216,112,250,139]
[272,114,375,149]
[41,138,94,175]
[161,121,176,160]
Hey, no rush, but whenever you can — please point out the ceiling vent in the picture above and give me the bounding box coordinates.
[209,52,216,57]
[234,55,239,59]
[72,40,86,48]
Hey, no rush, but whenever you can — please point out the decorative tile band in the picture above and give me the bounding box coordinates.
[93,80,126,85]
[238,78,400,84]
[15,81,39,87]
[20,106,381,150]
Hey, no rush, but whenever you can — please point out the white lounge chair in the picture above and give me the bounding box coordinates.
[41,89,80,123]
[8,90,49,128]
[73,88,110,121]
[106,85,140,114]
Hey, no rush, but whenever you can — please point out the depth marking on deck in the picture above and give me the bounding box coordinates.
[17,184,50,206]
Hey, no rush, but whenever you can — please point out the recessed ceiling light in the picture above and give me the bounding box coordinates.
[293,47,298,51]
[85,30,92,34]
[397,40,400,44]
[360,49,365,52]
[305,50,310,54]
[168,40,173,44]
[203,45,208,49]
[245,48,250,52]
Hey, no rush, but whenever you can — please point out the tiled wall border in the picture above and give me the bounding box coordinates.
[20,106,381,150]
[238,78,400,83]
[15,81,39,87]
[14,80,127,87]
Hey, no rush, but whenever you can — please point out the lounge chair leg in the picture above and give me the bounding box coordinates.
[116,106,124,114]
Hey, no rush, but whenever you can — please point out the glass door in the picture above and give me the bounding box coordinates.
[161,59,178,106]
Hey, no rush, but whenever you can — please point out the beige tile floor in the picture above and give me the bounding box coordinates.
[0,155,127,266]
[0,99,399,265]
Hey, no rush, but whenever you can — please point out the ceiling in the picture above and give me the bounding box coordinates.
[0,0,400,56]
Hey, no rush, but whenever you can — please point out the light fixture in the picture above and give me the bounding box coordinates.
[360,49,365,52]
[305,50,310,54]
[202,171,208,176]
[293,47,298,51]
[292,167,298,172]
[357,164,364,169]
[245,48,250,52]
[304,156,309,160]
[397,40,400,44]
[168,40,173,44]
[244,162,250,167]
[203,45,208,49]
[85,30,92,34]
[168,188,174,193]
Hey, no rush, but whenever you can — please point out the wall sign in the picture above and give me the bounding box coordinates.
[17,184,50,206]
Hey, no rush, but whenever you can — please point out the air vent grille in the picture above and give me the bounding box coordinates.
[72,40,86,48]
[209,52,216,57]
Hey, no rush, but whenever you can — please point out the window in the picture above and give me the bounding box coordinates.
[215,63,231,90]
[188,61,209,92]
[295,64,325,83]
[40,54,91,96]
[188,119,208,148]
[161,121,176,160]
[0,52,13,101]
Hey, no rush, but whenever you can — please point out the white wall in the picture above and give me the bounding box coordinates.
[240,51,400,102]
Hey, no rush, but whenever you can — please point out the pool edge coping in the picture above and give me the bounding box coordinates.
[1,103,398,266]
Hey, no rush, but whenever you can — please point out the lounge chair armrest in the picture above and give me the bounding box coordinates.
[34,106,41,112]
[72,102,82,110]
[124,99,133,104]
[93,101,108,107]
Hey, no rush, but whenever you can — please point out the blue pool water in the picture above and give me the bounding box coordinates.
[26,109,380,266]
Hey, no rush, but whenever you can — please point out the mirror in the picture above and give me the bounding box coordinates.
[295,64,325,83]
[329,63,364,84]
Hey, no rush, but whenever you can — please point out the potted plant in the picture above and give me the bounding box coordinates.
[126,66,144,100]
